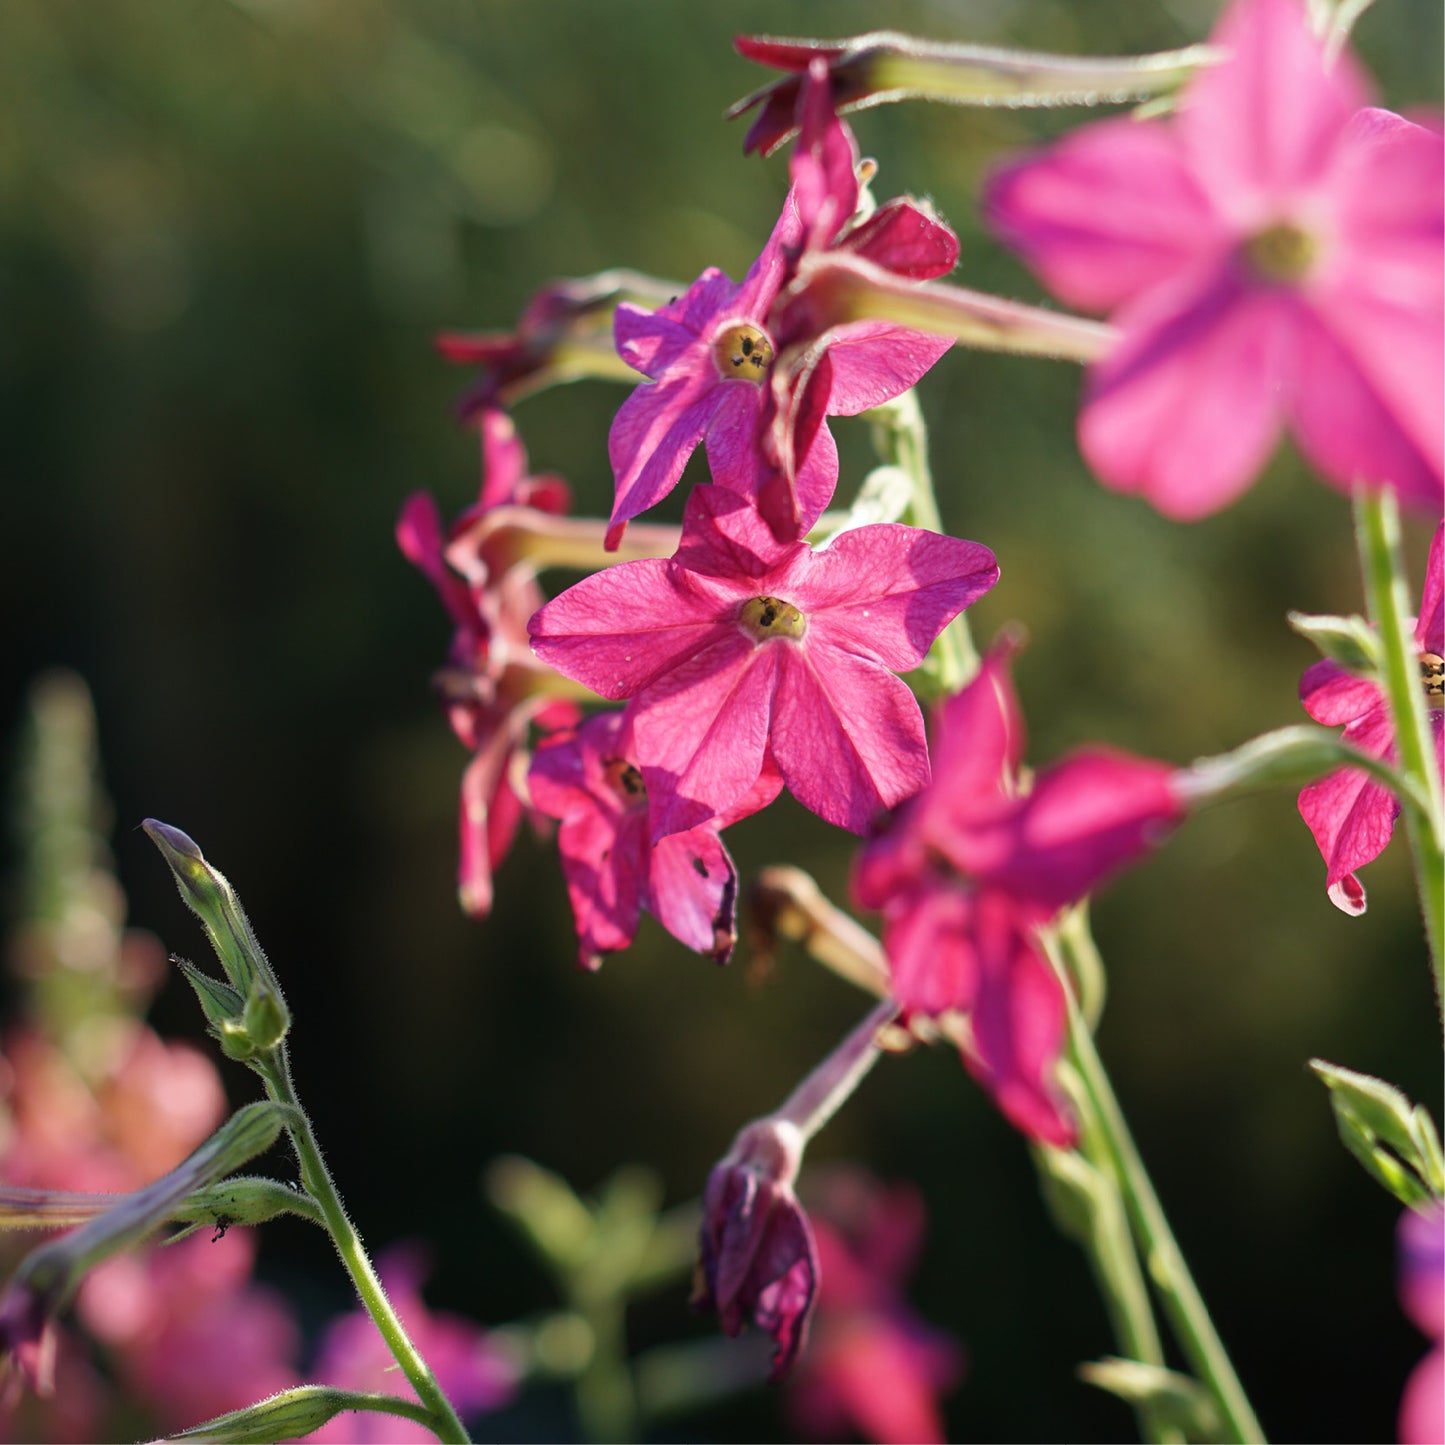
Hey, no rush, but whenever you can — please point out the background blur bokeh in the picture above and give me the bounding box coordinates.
[2,0,1441,1440]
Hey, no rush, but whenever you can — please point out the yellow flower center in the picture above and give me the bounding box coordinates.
[739,595,807,642]
[603,758,647,803]
[1242,222,1318,284]
[1422,652,1444,709]
[712,323,774,383]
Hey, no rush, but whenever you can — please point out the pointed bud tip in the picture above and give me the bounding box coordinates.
[142,819,204,863]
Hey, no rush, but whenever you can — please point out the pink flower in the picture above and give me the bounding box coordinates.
[1398,1207,1444,1445]
[397,409,579,917]
[79,1230,300,1435]
[985,0,1444,518]
[694,1118,819,1380]
[528,486,998,840]
[608,65,956,546]
[528,710,781,970]
[852,645,1184,1143]
[309,1244,517,1443]
[788,1168,962,1445]
[1298,520,1444,913]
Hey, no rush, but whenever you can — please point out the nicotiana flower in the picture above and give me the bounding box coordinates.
[985,0,1444,518]
[528,486,998,840]
[607,62,956,547]
[693,1117,819,1380]
[788,1168,962,1445]
[310,1244,517,1443]
[852,644,1185,1143]
[527,710,780,970]
[1397,1206,1445,1445]
[1298,520,1444,913]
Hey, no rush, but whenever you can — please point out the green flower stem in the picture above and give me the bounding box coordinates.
[257,1050,471,1445]
[1057,932,1266,1444]
[868,388,979,690]
[1354,487,1445,1008]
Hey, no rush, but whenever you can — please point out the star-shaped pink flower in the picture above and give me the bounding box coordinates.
[527,710,780,970]
[528,487,998,839]
[607,63,956,546]
[1298,520,1444,913]
[985,0,1443,517]
[853,644,1185,1143]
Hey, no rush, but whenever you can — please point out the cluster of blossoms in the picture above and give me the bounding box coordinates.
[404,0,1442,1402]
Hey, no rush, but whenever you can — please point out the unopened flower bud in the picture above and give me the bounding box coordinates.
[156,1384,393,1443]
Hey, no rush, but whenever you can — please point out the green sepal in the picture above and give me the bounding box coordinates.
[170,1175,323,1237]
[1287,610,1382,676]
[176,957,244,1031]
[162,1385,431,1443]
[217,1016,260,1062]
[1311,1059,1444,1209]
[1079,1357,1222,1440]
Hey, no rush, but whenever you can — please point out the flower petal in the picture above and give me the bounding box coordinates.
[649,829,739,963]
[607,372,721,533]
[1299,658,1384,727]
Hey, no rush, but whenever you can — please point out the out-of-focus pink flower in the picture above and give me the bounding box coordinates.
[309,1244,517,1443]
[437,271,675,414]
[1298,521,1444,914]
[79,1230,300,1435]
[985,0,1444,518]
[695,1118,819,1380]
[1398,1206,1444,1445]
[528,710,780,970]
[853,644,1184,1143]
[788,1168,962,1445]
[608,63,956,546]
[530,486,997,840]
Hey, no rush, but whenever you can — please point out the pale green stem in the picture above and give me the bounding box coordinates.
[867,389,979,689]
[258,1049,470,1445]
[1354,487,1445,1012]
[1057,932,1266,1444]
[775,998,898,1142]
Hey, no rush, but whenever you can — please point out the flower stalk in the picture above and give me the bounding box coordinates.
[1354,487,1445,1005]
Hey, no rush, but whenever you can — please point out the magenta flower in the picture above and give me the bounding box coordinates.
[528,710,780,970]
[853,644,1185,1143]
[529,486,998,840]
[608,63,956,546]
[788,1168,962,1445]
[985,0,1444,518]
[694,1118,819,1380]
[310,1243,517,1442]
[397,410,580,917]
[1298,520,1444,914]
[1398,1206,1445,1445]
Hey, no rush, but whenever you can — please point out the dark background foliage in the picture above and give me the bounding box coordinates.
[2,0,1441,1440]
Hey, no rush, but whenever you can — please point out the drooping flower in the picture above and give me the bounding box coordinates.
[852,644,1185,1143]
[529,486,998,840]
[694,1117,819,1380]
[309,1244,518,1443]
[528,710,780,970]
[1398,1206,1445,1445]
[1298,521,1444,913]
[984,0,1444,518]
[607,63,956,547]
[788,1168,962,1445]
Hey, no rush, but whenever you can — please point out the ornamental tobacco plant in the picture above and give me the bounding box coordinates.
[1,0,1441,1442]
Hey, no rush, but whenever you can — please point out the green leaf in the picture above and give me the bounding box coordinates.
[1079,1357,1222,1440]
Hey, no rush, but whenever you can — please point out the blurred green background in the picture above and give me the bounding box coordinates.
[2,0,1441,1440]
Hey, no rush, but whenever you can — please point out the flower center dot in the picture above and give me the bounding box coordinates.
[1422,652,1444,709]
[739,595,807,642]
[603,758,647,803]
[1243,222,1318,284]
[712,324,774,383]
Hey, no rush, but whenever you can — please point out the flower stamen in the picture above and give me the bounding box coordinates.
[739,595,807,642]
[1421,652,1444,708]
[1242,222,1318,283]
[711,323,775,382]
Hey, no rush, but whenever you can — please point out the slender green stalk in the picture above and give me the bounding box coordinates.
[1354,487,1445,1007]
[258,1049,470,1445]
[1057,933,1266,1444]
[868,388,979,689]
